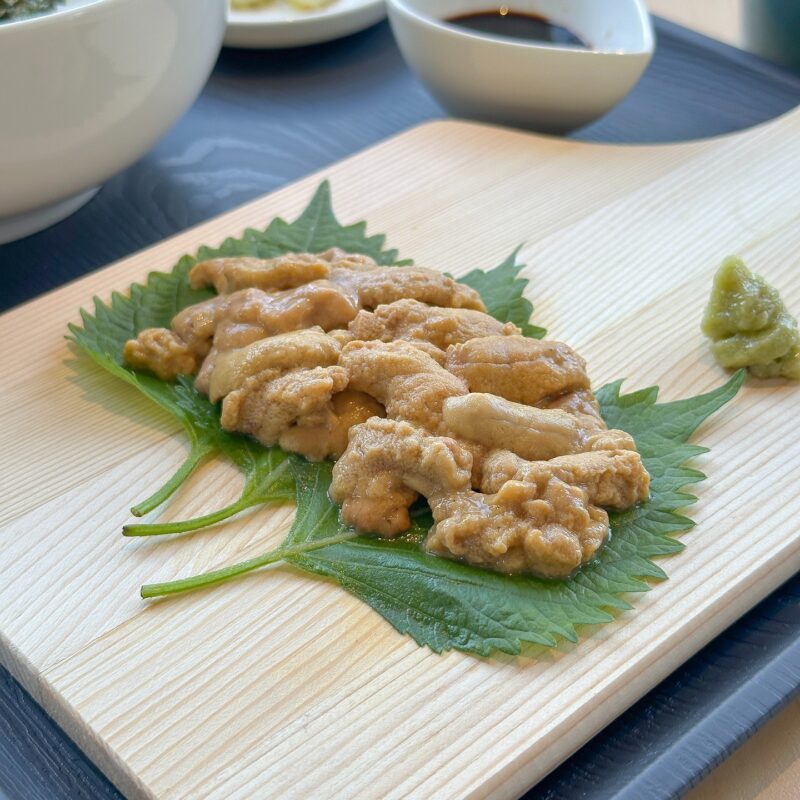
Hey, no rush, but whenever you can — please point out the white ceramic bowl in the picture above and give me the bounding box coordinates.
[225,0,386,49]
[387,0,654,133]
[0,0,226,244]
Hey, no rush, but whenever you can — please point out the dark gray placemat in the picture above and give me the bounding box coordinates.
[0,17,798,800]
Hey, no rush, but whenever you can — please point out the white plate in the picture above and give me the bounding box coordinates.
[225,0,386,48]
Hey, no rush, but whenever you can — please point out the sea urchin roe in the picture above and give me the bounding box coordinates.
[121,249,651,577]
[122,328,196,381]
[702,256,800,380]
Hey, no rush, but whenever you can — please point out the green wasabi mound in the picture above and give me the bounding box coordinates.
[702,256,800,380]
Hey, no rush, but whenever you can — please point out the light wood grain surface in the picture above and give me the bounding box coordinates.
[649,4,800,799]
[1,112,799,800]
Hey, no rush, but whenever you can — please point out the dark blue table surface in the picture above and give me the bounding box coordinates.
[1,16,799,800]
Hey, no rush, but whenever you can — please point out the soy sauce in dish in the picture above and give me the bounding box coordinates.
[447,6,587,47]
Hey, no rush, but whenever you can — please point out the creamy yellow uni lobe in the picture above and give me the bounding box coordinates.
[702,256,800,380]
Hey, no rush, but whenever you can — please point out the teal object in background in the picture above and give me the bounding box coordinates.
[745,0,800,68]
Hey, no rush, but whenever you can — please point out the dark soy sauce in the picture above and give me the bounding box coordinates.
[447,7,587,47]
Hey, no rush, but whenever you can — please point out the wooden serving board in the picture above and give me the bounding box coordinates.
[1,113,799,800]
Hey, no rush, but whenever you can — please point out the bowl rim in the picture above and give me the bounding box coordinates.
[0,0,120,35]
[386,0,655,56]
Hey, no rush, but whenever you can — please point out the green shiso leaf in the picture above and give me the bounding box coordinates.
[72,181,743,656]
[67,180,398,523]
[458,245,546,339]
[122,378,294,536]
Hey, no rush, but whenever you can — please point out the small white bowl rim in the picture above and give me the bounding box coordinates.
[386,0,655,56]
[228,0,383,29]
[0,0,120,34]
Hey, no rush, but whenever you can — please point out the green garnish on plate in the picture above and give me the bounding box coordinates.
[0,0,63,21]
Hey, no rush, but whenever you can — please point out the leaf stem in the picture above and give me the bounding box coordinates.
[130,443,212,517]
[124,497,256,536]
[140,530,360,598]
